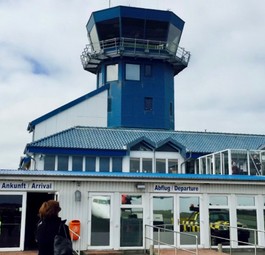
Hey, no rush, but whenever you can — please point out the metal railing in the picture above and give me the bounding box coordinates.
[145,224,198,255]
[210,224,265,255]
[69,228,81,255]
[81,37,190,69]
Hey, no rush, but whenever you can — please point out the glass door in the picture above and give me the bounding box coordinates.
[179,196,201,246]
[152,196,174,246]
[90,195,112,246]
[120,194,143,247]
[0,194,24,248]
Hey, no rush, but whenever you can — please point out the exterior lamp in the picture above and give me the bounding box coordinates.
[75,190,81,202]
[136,184,145,190]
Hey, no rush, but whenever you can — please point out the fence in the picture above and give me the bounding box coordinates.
[210,224,265,255]
[69,228,81,255]
[145,224,198,255]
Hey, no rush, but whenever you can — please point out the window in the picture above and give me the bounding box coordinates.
[72,156,83,171]
[209,196,228,206]
[100,157,110,172]
[57,155,68,171]
[126,64,140,81]
[112,157,123,172]
[44,155,55,170]
[130,158,140,173]
[106,64,118,82]
[237,196,255,206]
[153,196,174,243]
[144,65,152,77]
[144,97,153,111]
[85,156,96,172]
[170,102,173,116]
[142,158,152,173]
[168,159,178,173]
[145,20,168,41]
[121,194,142,205]
[98,70,103,87]
[96,18,120,41]
[108,97,112,112]
[156,159,166,173]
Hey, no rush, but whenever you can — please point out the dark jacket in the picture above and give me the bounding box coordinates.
[36,216,70,255]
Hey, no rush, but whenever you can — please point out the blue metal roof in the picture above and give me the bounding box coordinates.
[25,126,265,155]
[27,86,109,132]
[1,169,265,183]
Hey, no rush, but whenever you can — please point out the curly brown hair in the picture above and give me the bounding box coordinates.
[39,200,61,219]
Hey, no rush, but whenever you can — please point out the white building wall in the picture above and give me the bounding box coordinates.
[53,180,265,250]
[33,90,108,141]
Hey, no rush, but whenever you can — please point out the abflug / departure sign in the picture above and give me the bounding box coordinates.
[154,184,199,193]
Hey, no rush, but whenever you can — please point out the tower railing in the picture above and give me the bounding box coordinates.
[81,37,190,73]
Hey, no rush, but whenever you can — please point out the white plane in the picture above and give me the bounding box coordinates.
[92,196,110,219]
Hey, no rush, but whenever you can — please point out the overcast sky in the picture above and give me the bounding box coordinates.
[1,0,265,169]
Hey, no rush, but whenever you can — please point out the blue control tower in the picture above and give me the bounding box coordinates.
[81,6,190,130]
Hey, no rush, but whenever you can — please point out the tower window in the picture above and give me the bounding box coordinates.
[108,97,112,112]
[125,63,140,81]
[98,70,103,87]
[106,64,118,82]
[144,64,152,76]
[170,102,173,116]
[144,97,153,111]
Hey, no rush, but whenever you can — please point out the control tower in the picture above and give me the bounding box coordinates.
[81,6,190,130]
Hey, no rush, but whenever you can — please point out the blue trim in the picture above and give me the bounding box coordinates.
[26,147,126,156]
[1,170,265,182]
[27,85,109,132]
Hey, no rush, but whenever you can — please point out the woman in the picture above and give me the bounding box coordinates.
[35,200,71,255]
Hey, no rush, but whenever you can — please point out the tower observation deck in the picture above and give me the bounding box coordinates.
[80,6,190,130]
[81,6,190,75]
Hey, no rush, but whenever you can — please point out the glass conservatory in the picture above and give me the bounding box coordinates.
[198,149,265,175]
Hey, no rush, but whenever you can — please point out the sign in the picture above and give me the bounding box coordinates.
[0,181,54,191]
[154,184,199,193]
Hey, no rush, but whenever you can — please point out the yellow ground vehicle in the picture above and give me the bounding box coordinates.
[181,205,250,245]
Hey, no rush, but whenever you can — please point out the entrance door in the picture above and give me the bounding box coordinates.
[90,195,112,247]
[24,192,55,250]
[152,195,201,247]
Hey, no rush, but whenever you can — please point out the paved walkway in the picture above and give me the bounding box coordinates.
[0,249,229,255]
[0,252,37,255]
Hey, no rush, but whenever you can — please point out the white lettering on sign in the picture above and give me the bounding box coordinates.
[0,182,53,191]
[154,184,199,193]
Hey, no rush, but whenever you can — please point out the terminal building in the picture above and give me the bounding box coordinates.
[1,5,265,252]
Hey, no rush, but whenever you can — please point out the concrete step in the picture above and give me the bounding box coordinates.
[81,250,124,255]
